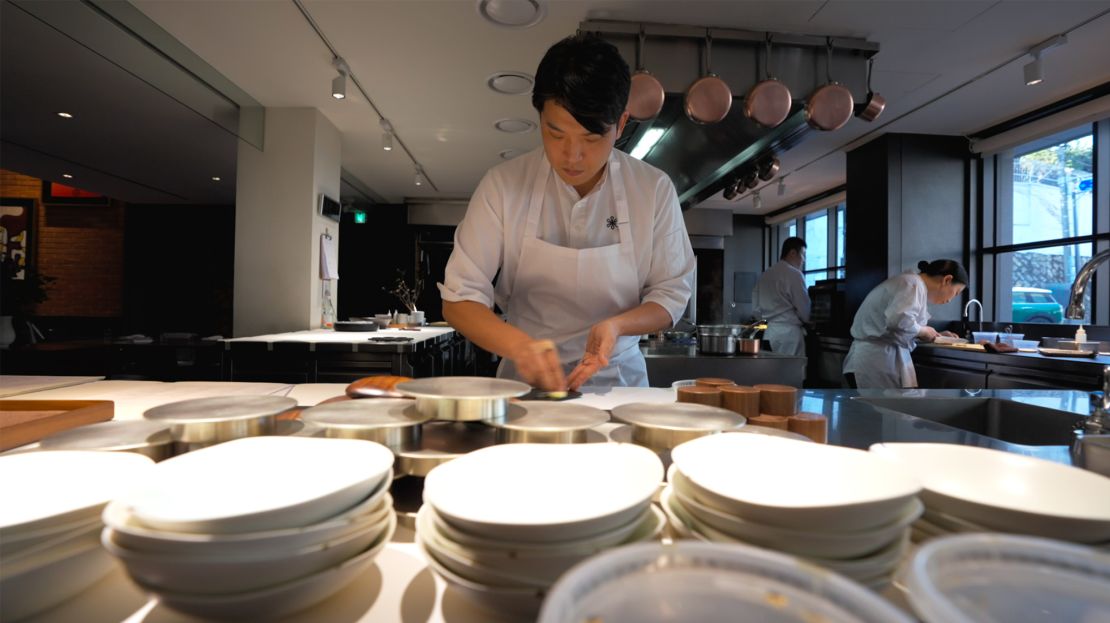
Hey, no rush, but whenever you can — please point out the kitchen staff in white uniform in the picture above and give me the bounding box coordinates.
[439,33,695,391]
[842,259,967,388]
[752,236,811,357]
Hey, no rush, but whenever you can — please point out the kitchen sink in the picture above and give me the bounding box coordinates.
[855,397,1084,446]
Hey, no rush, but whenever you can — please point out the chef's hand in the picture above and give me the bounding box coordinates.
[939,330,959,338]
[508,338,566,391]
[917,326,939,342]
[567,320,619,390]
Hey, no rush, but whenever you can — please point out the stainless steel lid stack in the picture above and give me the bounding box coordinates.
[299,399,431,453]
[38,420,175,461]
[143,395,296,451]
[486,402,609,444]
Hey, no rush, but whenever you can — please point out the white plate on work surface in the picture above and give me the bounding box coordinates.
[118,436,394,534]
[870,443,1110,543]
[671,433,920,531]
[537,541,914,623]
[142,512,395,621]
[900,534,1110,623]
[0,531,117,622]
[0,451,154,538]
[668,466,922,559]
[422,443,663,542]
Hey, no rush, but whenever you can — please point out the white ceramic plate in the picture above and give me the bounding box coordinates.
[0,534,116,622]
[672,434,920,531]
[870,443,1110,543]
[119,436,393,533]
[0,451,154,538]
[901,534,1110,623]
[423,443,663,542]
[537,541,914,623]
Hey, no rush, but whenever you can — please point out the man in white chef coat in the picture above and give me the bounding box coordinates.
[439,33,695,391]
[752,237,811,357]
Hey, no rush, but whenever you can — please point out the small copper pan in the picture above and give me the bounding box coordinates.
[744,35,792,128]
[685,31,732,125]
[805,39,854,132]
[856,57,886,122]
[628,28,664,121]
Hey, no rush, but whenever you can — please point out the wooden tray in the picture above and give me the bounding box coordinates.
[0,400,114,451]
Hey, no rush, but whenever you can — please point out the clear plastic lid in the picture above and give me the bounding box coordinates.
[538,541,913,623]
[901,533,1110,623]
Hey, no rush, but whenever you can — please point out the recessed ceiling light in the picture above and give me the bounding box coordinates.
[477,0,546,28]
[62,173,73,179]
[57,112,74,118]
[499,149,522,160]
[211,176,221,182]
[486,72,534,95]
[494,118,536,133]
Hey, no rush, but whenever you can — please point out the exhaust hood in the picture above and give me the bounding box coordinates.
[582,21,879,209]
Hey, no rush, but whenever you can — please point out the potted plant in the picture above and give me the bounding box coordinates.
[1,257,53,348]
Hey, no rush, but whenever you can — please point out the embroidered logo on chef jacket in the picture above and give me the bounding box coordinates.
[606,215,619,230]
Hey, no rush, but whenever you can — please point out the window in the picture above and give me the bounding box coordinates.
[767,202,846,288]
[981,121,1108,326]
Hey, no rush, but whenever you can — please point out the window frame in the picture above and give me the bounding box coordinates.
[767,202,846,288]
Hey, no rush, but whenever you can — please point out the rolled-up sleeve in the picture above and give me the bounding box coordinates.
[641,177,695,325]
[437,172,504,308]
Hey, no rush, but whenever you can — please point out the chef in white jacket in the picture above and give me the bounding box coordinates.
[842,259,967,388]
[752,237,810,357]
[439,33,695,391]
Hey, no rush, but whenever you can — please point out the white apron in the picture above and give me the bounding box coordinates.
[844,338,917,388]
[765,323,806,357]
[496,154,649,387]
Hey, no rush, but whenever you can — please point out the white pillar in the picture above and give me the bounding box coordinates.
[233,108,340,337]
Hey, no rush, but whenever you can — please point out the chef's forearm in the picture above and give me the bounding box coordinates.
[442,300,534,358]
[606,302,674,336]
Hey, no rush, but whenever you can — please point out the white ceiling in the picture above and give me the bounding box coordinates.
[7,0,1110,214]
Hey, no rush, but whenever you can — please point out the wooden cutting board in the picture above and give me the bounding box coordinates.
[0,400,114,451]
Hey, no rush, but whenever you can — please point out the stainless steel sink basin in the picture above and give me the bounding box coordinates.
[856,397,1084,446]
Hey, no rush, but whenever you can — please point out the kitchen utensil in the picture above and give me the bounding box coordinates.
[345,374,412,399]
[753,383,797,415]
[1037,347,1098,358]
[299,399,430,452]
[805,39,854,131]
[757,157,781,182]
[736,337,762,354]
[720,385,760,417]
[684,31,732,124]
[628,27,665,120]
[744,35,792,128]
[0,400,114,452]
[394,421,499,477]
[488,401,608,444]
[611,402,745,451]
[856,57,886,122]
[395,376,530,422]
[676,385,721,407]
[38,420,174,461]
[143,395,294,446]
[697,324,740,354]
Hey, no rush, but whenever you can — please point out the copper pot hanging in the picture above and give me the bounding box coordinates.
[805,39,854,132]
[684,30,733,125]
[856,57,886,122]
[627,27,665,121]
[744,34,792,128]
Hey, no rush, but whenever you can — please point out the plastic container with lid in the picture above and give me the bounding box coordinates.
[899,533,1110,623]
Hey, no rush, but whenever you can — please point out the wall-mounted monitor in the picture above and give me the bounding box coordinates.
[319,194,341,222]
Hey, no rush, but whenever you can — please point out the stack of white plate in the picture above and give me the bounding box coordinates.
[538,541,914,623]
[663,433,922,589]
[870,443,1110,548]
[0,451,156,621]
[417,443,665,617]
[101,436,396,620]
[898,533,1110,622]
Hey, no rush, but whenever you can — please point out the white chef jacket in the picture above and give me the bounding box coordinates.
[752,259,810,356]
[843,271,930,388]
[439,147,695,367]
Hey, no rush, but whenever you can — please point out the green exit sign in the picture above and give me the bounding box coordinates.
[353,210,367,224]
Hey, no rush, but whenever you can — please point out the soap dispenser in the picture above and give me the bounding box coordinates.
[1076,325,1087,343]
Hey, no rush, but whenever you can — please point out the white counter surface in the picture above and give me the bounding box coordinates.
[0,375,104,398]
[225,327,454,348]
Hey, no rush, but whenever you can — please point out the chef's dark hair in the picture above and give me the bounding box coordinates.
[532,33,631,135]
[780,237,807,259]
[917,259,968,285]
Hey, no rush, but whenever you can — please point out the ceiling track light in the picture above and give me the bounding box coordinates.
[414,165,425,187]
[1022,34,1066,86]
[331,57,349,100]
[752,190,763,210]
[777,177,786,197]
[380,118,394,151]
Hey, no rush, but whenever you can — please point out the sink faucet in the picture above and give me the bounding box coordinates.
[1066,248,1110,320]
[963,298,983,332]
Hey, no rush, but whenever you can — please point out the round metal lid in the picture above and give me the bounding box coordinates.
[487,402,608,432]
[39,420,172,452]
[299,399,431,429]
[143,396,296,424]
[611,402,745,432]
[395,377,530,401]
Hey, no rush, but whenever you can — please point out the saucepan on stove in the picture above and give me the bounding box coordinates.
[697,325,740,355]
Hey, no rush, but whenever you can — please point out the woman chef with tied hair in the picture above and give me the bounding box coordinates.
[439,33,695,391]
[843,259,968,389]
